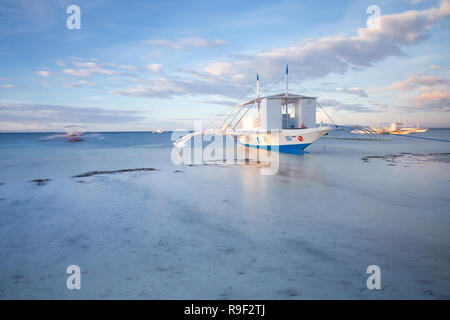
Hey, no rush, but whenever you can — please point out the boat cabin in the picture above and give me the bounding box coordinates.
[240,93,317,131]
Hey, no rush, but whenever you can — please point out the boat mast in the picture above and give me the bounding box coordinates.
[285,64,289,128]
[257,73,260,99]
[257,73,261,121]
[285,64,288,97]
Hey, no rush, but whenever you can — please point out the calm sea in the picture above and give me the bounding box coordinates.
[0,129,449,299]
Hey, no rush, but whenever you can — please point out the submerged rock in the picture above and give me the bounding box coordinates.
[72,168,157,178]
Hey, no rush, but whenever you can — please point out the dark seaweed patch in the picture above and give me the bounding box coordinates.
[72,168,157,178]
[29,179,51,185]
[361,152,450,165]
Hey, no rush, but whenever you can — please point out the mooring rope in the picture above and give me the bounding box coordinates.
[233,102,256,129]
[287,74,340,127]
[393,134,450,143]
[215,83,257,129]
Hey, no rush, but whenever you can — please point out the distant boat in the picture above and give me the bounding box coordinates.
[39,125,85,142]
[65,125,84,142]
[152,129,164,134]
[397,120,429,134]
[386,121,429,135]
[353,121,428,135]
[39,126,104,142]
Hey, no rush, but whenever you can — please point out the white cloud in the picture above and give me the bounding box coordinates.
[413,90,449,106]
[385,73,449,91]
[204,62,234,77]
[193,0,450,87]
[72,61,119,76]
[146,63,163,72]
[63,80,99,88]
[111,78,185,97]
[30,1,450,104]
[62,68,94,77]
[143,37,229,50]
[36,70,52,77]
[319,99,379,113]
[0,103,145,125]
[335,87,368,98]
[116,65,139,71]
[78,80,98,87]
[54,59,65,67]
[0,84,15,88]
[380,72,450,111]
[60,60,143,79]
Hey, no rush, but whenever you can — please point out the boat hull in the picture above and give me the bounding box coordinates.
[238,127,330,154]
[242,143,312,154]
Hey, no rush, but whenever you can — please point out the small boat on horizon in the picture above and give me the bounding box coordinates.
[39,125,104,142]
[377,121,429,135]
[352,121,429,135]
[65,125,84,142]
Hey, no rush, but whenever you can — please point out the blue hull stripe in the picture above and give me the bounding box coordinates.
[242,143,311,154]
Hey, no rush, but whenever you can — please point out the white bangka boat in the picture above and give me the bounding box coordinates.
[39,125,105,142]
[64,125,85,142]
[174,66,333,154]
[352,121,429,135]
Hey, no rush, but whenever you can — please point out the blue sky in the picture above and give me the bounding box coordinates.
[0,0,449,131]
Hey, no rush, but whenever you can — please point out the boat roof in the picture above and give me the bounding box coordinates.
[263,93,316,100]
[236,93,316,107]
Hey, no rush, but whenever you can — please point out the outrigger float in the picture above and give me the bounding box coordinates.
[174,66,333,154]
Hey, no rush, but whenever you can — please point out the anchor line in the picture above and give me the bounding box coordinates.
[216,84,256,129]
[316,100,337,127]
[287,74,339,128]
[218,105,240,130]
[288,74,395,138]
[262,76,285,96]
[393,134,450,143]
[226,101,251,130]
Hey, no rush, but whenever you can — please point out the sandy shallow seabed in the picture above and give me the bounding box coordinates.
[0,130,449,299]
